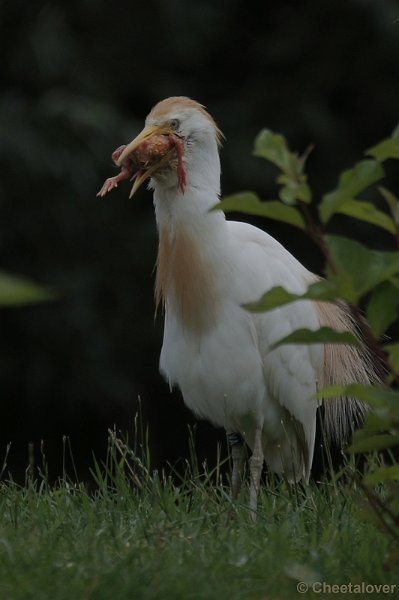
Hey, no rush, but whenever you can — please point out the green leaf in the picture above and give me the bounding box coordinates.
[253,130,312,205]
[364,465,399,486]
[325,235,399,301]
[244,286,300,312]
[367,282,399,337]
[334,159,385,196]
[379,186,399,226]
[253,129,294,172]
[361,412,393,435]
[314,385,346,400]
[245,279,346,313]
[386,347,399,375]
[319,160,385,224]
[317,384,399,443]
[348,433,399,454]
[367,138,399,161]
[385,343,399,373]
[328,384,399,419]
[388,276,399,292]
[278,178,312,205]
[0,270,55,307]
[271,327,360,350]
[317,386,395,450]
[216,192,306,229]
[334,199,396,234]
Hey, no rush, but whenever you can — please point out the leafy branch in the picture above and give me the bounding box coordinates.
[217,125,399,368]
[216,124,399,566]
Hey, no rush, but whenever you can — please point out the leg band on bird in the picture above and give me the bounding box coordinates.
[226,431,244,446]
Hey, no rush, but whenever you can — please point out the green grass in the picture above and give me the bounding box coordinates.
[0,434,397,600]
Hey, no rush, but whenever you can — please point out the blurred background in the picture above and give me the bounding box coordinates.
[1,0,399,482]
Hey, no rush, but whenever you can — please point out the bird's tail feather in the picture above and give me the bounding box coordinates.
[314,301,380,446]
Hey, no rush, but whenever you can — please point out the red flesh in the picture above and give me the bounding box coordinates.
[173,136,187,194]
[97,136,187,197]
[136,136,173,167]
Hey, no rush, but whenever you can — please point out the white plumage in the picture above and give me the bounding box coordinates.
[101,97,375,518]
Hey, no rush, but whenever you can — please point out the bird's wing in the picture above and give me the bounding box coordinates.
[227,221,322,476]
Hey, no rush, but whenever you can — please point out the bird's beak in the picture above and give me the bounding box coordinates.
[116,125,175,198]
[116,125,167,166]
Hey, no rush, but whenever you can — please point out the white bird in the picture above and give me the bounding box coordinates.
[99,97,375,519]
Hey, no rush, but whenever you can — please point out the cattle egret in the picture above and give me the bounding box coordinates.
[98,97,375,520]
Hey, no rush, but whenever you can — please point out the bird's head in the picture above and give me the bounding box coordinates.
[116,97,223,198]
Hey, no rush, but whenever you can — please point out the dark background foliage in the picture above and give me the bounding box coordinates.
[1,0,399,481]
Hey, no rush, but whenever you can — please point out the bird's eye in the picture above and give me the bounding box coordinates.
[169,118,180,130]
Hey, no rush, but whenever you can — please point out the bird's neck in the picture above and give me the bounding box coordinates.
[153,183,228,333]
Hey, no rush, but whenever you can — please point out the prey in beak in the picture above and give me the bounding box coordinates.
[97,125,187,199]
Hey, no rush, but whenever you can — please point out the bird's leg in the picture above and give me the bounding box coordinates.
[249,424,264,522]
[227,431,245,499]
[97,145,135,197]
